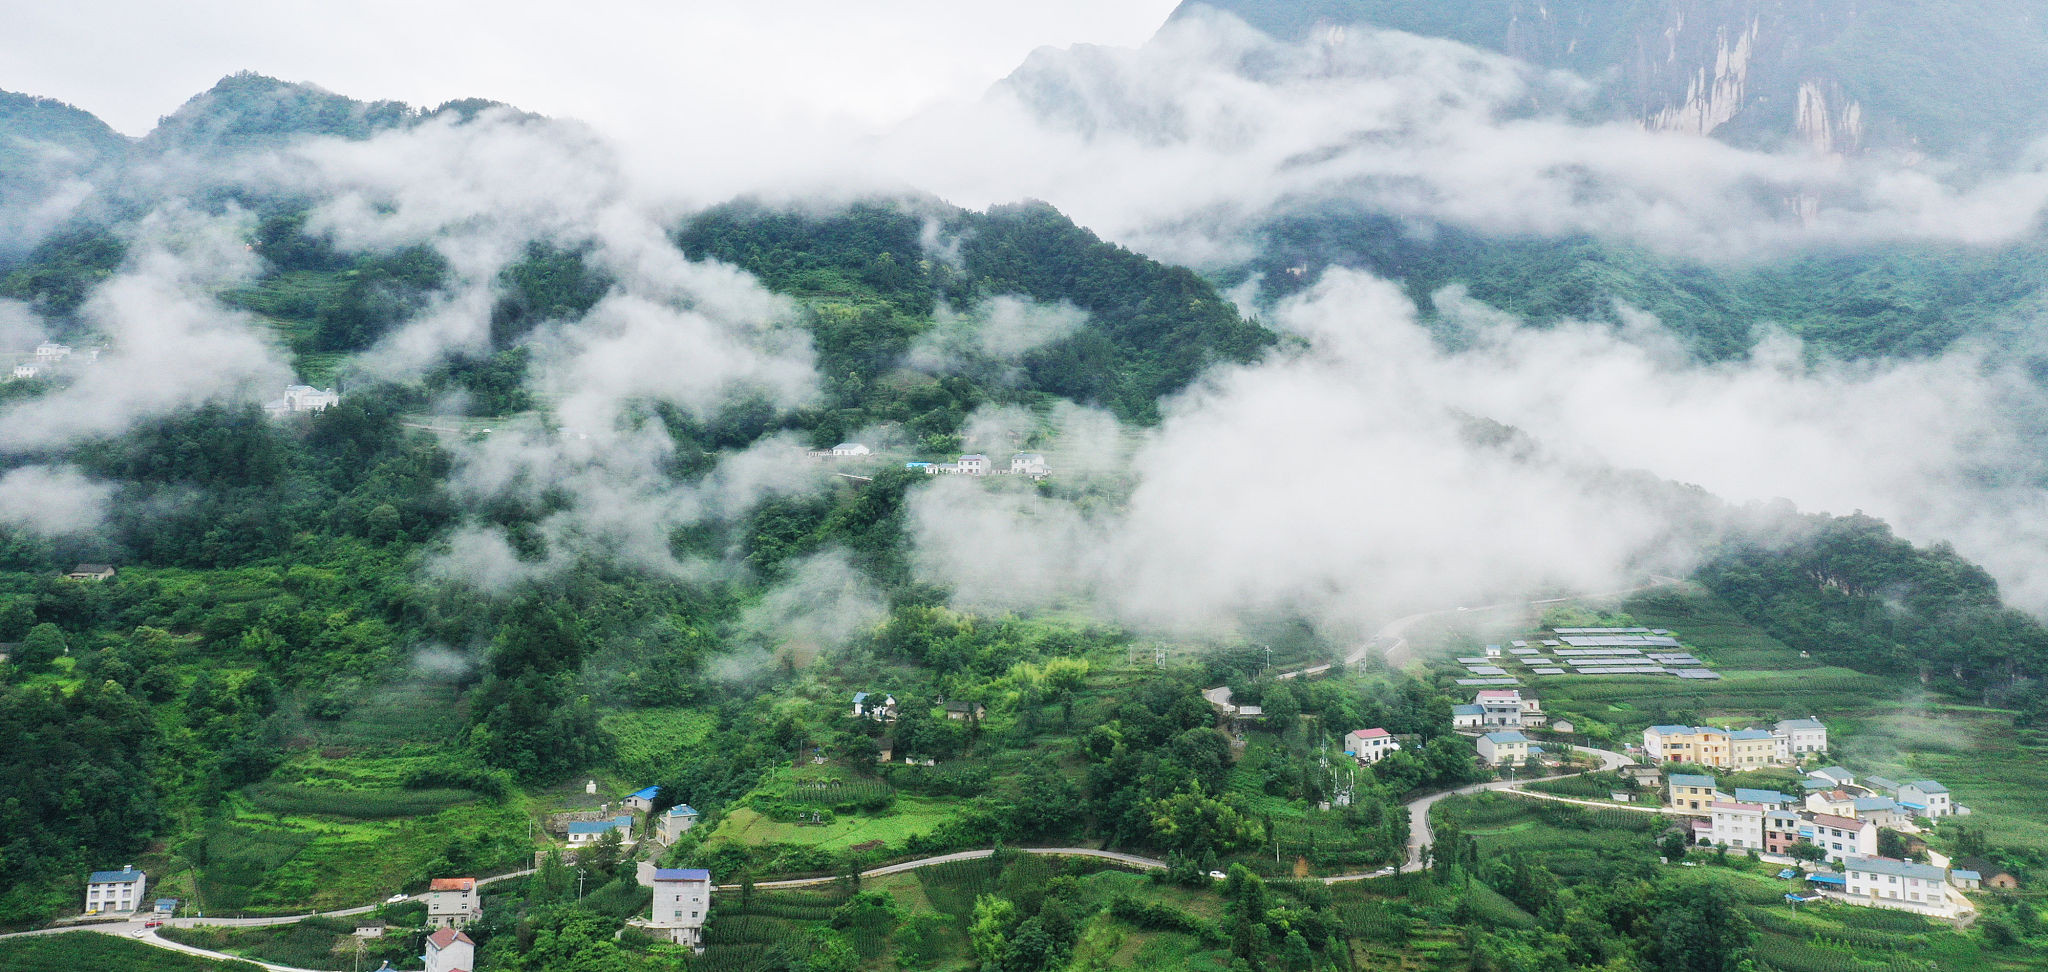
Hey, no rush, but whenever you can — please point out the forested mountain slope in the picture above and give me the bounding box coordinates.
[1238,208,2048,363]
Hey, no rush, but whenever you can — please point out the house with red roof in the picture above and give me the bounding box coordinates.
[423,927,475,972]
[1344,727,1401,765]
[424,877,480,929]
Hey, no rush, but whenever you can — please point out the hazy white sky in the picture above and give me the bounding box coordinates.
[3,0,1182,136]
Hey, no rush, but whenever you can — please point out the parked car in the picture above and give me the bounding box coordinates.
[385,893,408,904]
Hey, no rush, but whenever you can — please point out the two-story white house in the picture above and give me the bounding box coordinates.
[423,927,476,972]
[424,877,481,929]
[1009,453,1049,477]
[1773,718,1828,758]
[1852,796,1909,829]
[1477,730,1531,767]
[1843,857,1966,918]
[1807,813,1878,864]
[1345,728,1401,765]
[956,454,990,475]
[1709,801,1767,850]
[1474,689,1542,728]
[658,804,701,844]
[1897,780,1954,818]
[84,866,145,915]
[829,442,871,457]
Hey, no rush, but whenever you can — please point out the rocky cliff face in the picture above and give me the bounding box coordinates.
[1170,0,2048,162]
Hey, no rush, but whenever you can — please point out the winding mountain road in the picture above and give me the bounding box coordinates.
[0,868,536,969]
[3,580,1681,965]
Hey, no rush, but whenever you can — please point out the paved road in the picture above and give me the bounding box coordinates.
[1387,743,1633,876]
[0,868,537,968]
[734,743,1643,891]
[2,579,1682,957]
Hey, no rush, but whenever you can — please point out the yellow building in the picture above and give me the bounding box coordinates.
[1643,725,1730,767]
[1728,729,1780,768]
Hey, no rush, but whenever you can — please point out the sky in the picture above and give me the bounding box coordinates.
[2,0,1182,136]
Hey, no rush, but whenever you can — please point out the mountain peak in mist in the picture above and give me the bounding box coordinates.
[139,73,539,156]
[1167,0,2048,161]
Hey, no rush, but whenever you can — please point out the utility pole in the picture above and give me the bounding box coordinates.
[576,868,586,904]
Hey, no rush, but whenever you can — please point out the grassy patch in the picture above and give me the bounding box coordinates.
[600,707,719,783]
[704,795,958,852]
[162,915,420,971]
[0,933,245,971]
[191,794,530,913]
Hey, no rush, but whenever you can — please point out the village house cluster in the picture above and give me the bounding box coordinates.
[9,341,103,380]
[806,441,1053,478]
[1671,764,1981,918]
[1641,718,1829,768]
[909,452,1048,477]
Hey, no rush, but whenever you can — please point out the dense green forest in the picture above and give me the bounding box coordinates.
[1699,513,2048,691]
[678,198,1275,427]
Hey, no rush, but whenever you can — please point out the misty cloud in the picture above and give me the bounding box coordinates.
[0,464,115,536]
[0,208,293,451]
[0,300,50,353]
[430,427,838,588]
[738,548,888,654]
[907,268,2048,641]
[906,295,1088,374]
[854,12,2048,266]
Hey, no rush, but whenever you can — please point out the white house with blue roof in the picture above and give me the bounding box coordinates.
[1451,703,1484,730]
[624,785,661,814]
[1897,780,1955,818]
[1842,856,1969,918]
[658,804,701,844]
[568,815,634,846]
[1477,730,1530,767]
[84,865,144,915]
[1852,795,1908,828]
